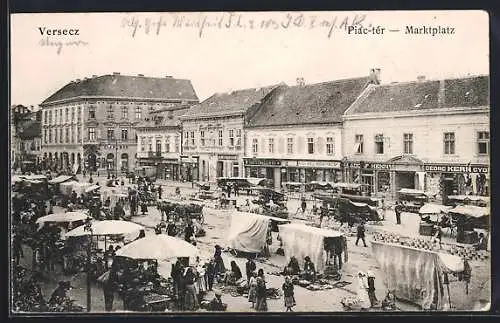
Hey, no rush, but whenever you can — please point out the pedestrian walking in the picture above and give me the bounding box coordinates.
[356,222,367,247]
[158,185,163,200]
[282,276,296,312]
[301,196,307,214]
[394,202,403,225]
[367,271,378,307]
[206,258,216,291]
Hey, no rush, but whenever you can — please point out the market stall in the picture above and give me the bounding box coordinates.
[227,212,290,254]
[418,203,453,236]
[397,189,436,213]
[35,211,88,236]
[448,205,489,244]
[372,240,466,310]
[278,223,345,274]
[447,195,489,207]
[313,194,381,223]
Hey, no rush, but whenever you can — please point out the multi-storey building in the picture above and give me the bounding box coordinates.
[136,105,189,181]
[180,85,280,182]
[11,105,42,172]
[342,75,489,199]
[40,73,198,174]
[245,72,380,189]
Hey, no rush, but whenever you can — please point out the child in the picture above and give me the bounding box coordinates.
[282,276,296,312]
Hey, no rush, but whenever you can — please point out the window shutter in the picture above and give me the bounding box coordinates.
[278,137,285,154]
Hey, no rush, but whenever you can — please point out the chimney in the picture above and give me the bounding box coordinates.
[296,77,305,86]
[92,75,98,78]
[417,75,426,82]
[437,79,446,107]
[369,68,381,84]
[137,74,144,77]
[113,72,120,75]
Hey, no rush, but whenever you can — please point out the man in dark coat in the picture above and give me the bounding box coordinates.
[394,202,403,225]
[205,259,216,291]
[184,221,195,242]
[158,185,163,200]
[356,222,367,247]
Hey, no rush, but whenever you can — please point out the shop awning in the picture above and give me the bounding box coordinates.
[419,203,452,215]
[448,195,490,203]
[246,178,267,186]
[48,175,74,184]
[24,175,47,180]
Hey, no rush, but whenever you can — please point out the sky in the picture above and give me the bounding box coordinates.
[10,10,489,107]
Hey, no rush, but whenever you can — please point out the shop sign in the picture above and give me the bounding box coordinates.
[218,154,238,161]
[244,158,281,166]
[180,156,199,163]
[424,164,489,174]
[347,162,391,170]
[295,160,341,168]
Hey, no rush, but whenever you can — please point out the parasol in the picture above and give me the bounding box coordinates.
[115,235,199,260]
[64,220,144,237]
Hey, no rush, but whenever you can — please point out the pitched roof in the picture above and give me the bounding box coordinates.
[246,77,372,127]
[41,74,199,104]
[181,85,279,119]
[18,121,41,139]
[136,106,190,129]
[347,75,489,115]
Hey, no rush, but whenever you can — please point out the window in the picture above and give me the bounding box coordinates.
[88,127,95,141]
[140,137,146,151]
[252,138,258,154]
[44,129,47,144]
[200,131,205,146]
[54,110,58,124]
[307,137,315,154]
[88,108,96,119]
[59,129,63,143]
[236,129,242,146]
[175,136,179,152]
[375,134,384,154]
[229,130,234,146]
[48,129,52,143]
[71,107,75,122]
[107,127,115,139]
[165,136,171,152]
[218,130,223,146]
[107,105,114,119]
[70,127,74,143]
[77,127,81,142]
[122,106,128,119]
[287,138,294,154]
[269,138,275,153]
[403,133,413,154]
[49,110,53,124]
[355,135,364,154]
[326,137,334,155]
[444,132,455,155]
[148,138,153,151]
[135,107,142,120]
[77,107,81,122]
[44,111,48,125]
[156,139,162,152]
[184,132,189,146]
[477,131,489,155]
[65,108,69,123]
[121,128,128,140]
[190,131,195,146]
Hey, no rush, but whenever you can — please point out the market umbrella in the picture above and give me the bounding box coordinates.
[64,220,144,237]
[36,211,88,227]
[115,235,199,261]
[85,184,100,193]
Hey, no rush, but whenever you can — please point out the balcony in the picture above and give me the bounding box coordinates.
[137,151,162,159]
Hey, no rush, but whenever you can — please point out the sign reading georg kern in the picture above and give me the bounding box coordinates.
[424,164,489,173]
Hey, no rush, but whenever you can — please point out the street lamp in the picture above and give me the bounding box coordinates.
[83,217,94,312]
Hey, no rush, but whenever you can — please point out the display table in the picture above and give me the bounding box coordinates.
[143,293,171,311]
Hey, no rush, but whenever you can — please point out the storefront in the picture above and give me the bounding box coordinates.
[243,158,282,189]
[217,154,240,178]
[280,160,342,186]
[180,155,199,182]
[157,159,180,181]
[423,164,489,201]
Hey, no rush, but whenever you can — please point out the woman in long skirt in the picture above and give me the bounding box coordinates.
[196,262,208,296]
[248,272,257,308]
[282,276,296,312]
[357,271,371,310]
[183,267,199,311]
[213,245,226,276]
[255,276,268,312]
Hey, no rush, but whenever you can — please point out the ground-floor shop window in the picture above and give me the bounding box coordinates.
[377,171,390,193]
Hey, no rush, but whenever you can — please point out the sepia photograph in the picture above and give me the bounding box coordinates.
[9,10,490,314]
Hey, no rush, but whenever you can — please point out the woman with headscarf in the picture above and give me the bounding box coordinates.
[183,267,199,311]
[366,271,377,307]
[283,256,301,275]
[255,270,268,312]
[303,256,316,282]
[225,260,242,285]
[357,271,371,310]
[213,245,226,275]
[282,276,296,312]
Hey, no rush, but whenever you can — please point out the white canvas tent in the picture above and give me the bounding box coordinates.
[278,223,343,273]
[228,212,289,253]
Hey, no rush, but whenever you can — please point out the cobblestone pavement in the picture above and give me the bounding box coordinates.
[16,174,490,312]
